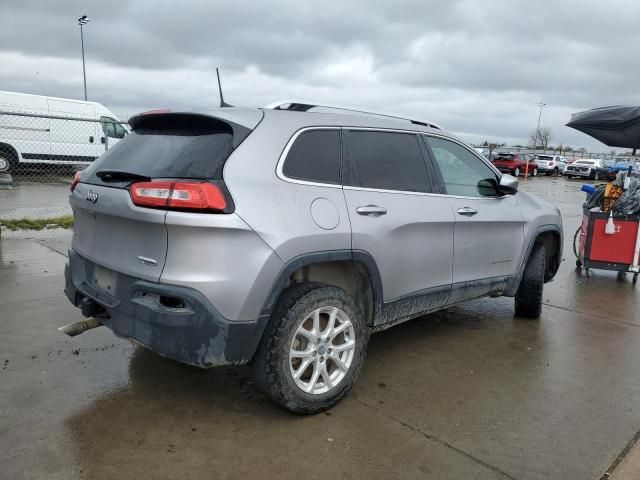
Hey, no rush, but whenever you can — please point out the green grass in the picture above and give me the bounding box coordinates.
[0,215,74,231]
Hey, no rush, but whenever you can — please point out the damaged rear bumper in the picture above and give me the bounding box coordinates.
[64,248,268,368]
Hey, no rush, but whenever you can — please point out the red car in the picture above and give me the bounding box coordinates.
[492,153,538,177]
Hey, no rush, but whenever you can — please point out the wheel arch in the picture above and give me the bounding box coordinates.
[259,250,383,326]
[506,225,562,295]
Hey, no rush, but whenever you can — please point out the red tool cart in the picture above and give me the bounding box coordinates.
[574,209,640,284]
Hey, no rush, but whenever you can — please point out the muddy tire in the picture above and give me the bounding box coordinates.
[253,282,369,414]
[515,245,545,318]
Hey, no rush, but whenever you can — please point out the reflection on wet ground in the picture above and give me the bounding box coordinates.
[2,177,640,480]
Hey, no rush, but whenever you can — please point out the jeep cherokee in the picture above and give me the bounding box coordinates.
[63,102,562,413]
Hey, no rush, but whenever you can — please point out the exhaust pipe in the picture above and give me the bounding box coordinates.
[58,318,103,337]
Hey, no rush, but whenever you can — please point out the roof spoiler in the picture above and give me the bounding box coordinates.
[128,111,252,148]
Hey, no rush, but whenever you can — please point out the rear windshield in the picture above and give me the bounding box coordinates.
[536,155,553,160]
[495,154,515,160]
[84,114,236,184]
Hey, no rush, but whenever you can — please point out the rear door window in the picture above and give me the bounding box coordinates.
[342,130,431,192]
[282,129,341,184]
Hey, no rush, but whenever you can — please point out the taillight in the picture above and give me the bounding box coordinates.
[70,170,83,191]
[130,181,228,212]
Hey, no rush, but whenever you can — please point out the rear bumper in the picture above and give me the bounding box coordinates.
[64,248,268,368]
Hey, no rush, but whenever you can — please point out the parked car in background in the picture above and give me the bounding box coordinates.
[492,153,538,177]
[564,158,608,179]
[63,102,562,413]
[0,90,128,174]
[534,154,566,176]
[606,161,640,179]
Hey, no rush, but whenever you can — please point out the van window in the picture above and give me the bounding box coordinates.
[342,130,431,192]
[100,116,126,139]
[282,129,341,184]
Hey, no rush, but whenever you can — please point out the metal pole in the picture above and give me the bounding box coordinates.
[80,23,87,101]
[536,102,546,152]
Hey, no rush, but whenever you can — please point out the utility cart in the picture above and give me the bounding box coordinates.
[574,209,640,284]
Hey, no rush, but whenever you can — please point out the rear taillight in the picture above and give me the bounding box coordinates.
[130,181,228,212]
[70,170,83,191]
[548,162,554,166]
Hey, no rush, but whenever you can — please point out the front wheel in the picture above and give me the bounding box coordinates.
[513,167,520,177]
[594,171,600,181]
[515,245,545,318]
[531,168,538,177]
[253,283,369,414]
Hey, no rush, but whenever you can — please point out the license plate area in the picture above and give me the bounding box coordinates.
[92,265,118,294]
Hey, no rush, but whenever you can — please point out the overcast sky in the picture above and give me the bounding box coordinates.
[1,0,639,151]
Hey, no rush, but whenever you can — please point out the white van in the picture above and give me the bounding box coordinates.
[0,90,128,173]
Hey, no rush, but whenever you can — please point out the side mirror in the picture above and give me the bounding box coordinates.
[499,174,519,194]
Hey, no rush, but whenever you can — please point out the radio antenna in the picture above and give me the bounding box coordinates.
[216,68,233,107]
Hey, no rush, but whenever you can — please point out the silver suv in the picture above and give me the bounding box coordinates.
[63,102,562,413]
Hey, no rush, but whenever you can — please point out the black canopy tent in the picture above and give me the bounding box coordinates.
[566,105,640,155]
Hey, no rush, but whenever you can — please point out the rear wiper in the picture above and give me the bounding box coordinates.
[95,170,151,183]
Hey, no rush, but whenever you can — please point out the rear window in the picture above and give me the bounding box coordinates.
[84,114,236,184]
[342,130,431,192]
[282,129,341,184]
[536,155,553,160]
[495,154,515,160]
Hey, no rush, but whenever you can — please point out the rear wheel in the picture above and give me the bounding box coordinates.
[594,171,600,181]
[515,245,545,318]
[0,148,18,174]
[553,167,559,176]
[253,283,369,414]
[531,167,538,177]
[513,167,520,177]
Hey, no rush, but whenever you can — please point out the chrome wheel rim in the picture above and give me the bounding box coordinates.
[514,168,520,176]
[289,306,356,395]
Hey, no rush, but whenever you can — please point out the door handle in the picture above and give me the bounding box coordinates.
[457,207,478,216]
[356,205,387,217]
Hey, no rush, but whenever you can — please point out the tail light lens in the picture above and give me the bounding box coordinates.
[70,170,83,191]
[130,181,229,212]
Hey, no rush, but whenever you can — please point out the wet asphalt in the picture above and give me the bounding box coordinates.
[1,176,640,480]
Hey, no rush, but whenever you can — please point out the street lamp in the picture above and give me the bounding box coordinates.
[78,15,90,101]
[536,102,546,144]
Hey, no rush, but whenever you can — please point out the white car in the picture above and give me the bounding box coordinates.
[535,154,566,176]
[0,90,128,174]
[564,159,606,179]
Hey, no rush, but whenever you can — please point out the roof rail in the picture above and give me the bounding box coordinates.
[263,100,441,130]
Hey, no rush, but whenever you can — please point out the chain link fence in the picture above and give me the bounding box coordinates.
[0,111,128,233]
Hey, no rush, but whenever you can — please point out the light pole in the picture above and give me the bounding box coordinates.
[78,15,90,101]
[536,102,546,150]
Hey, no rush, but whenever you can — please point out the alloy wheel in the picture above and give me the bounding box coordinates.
[289,306,356,395]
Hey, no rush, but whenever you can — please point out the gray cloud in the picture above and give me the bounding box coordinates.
[1,0,639,150]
